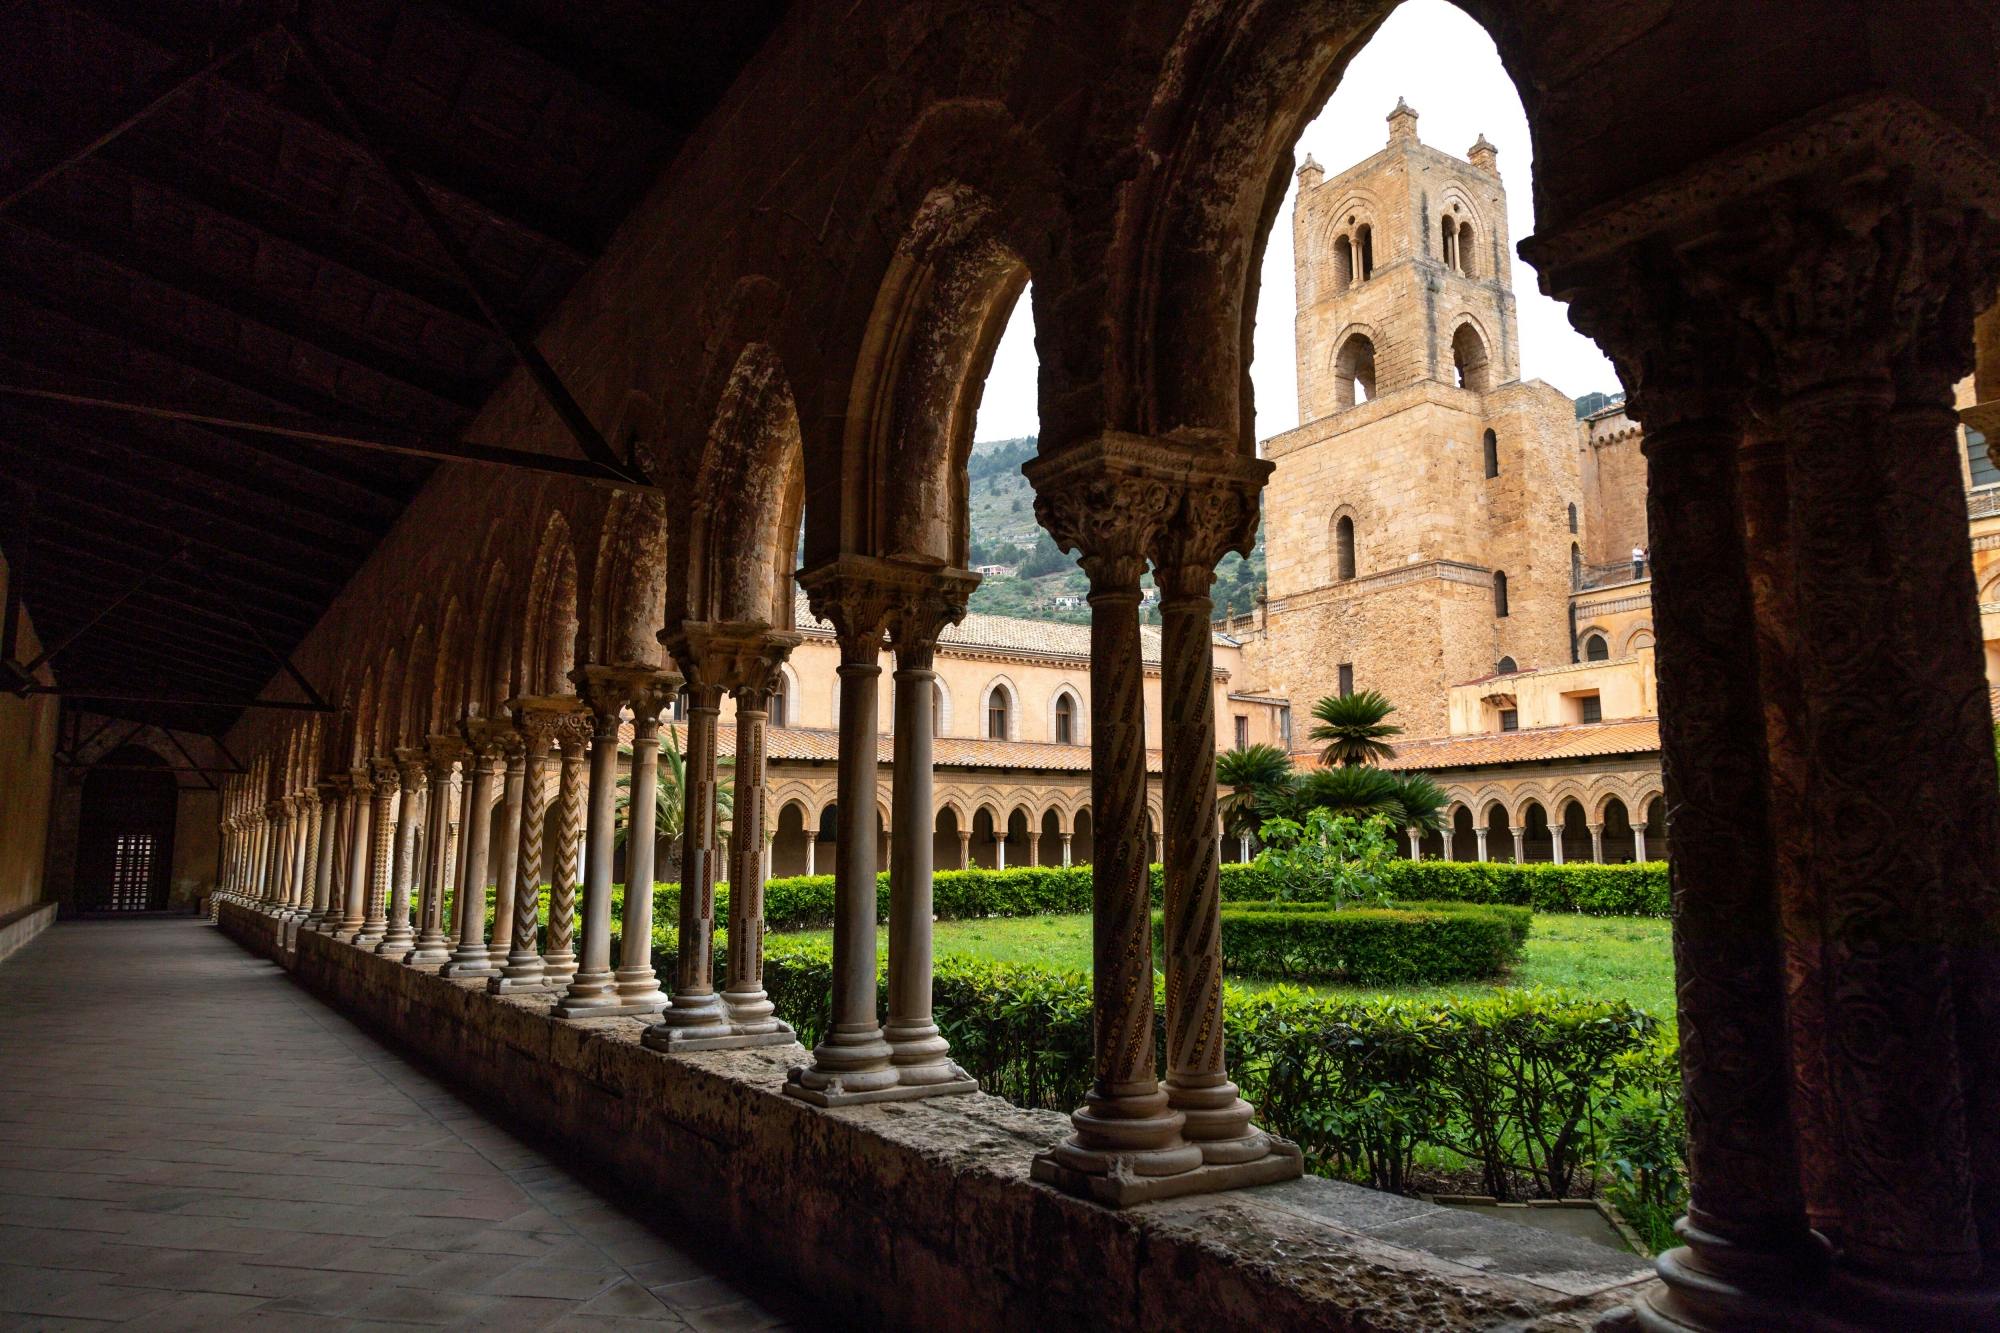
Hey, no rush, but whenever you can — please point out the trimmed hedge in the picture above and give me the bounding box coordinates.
[1154,901,1527,984]
[743,934,1665,1200]
[1379,861,1668,918]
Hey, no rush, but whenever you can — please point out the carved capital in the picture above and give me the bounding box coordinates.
[367,758,401,796]
[572,663,676,733]
[461,717,520,762]
[674,619,800,698]
[1026,433,1270,593]
[394,747,430,793]
[800,554,980,667]
[510,695,588,756]
[425,733,467,779]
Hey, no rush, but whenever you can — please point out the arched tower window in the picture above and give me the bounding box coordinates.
[1493,570,1509,617]
[1441,216,1456,269]
[1496,656,1517,675]
[1458,219,1476,275]
[1334,333,1376,409]
[1332,234,1353,292]
[1482,428,1499,478]
[770,671,790,728]
[1571,543,1582,588]
[1335,514,1356,581]
[985,684,1011,740]
[1584,633,1609,661]
[1054,693,1076,745]
[1568,502,1579,534]
[1453,324,1492,393]
[1356,224,1374,279]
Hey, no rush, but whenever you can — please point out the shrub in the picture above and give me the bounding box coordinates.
[1159,902,1525,984]
[1599,1038,1688,1251]
[1379,861,1669,918]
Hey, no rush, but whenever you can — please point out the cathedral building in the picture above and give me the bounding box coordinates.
[1232,101,2000,865]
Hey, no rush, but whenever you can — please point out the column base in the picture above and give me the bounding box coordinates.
[374,929,415,957]
[644,1021,797,1053]
[552,994,670,1020]
[1633,1221,1833,1333]
[404,943,453,967]
[439,946,496,978]
[784,1062,979,1107]
[1030,1136,1303,1207]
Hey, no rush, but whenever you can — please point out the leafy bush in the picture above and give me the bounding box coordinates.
[1158,902,1526,984]
[1379,861,1669,918]
[1599,1038,1689,1250]
[1253,808,1399,905]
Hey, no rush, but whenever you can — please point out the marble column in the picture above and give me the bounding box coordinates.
[443,728,506,977]
[1587,822,1604,865]
[485,733,527,970]
[408,739,464,965]
[721,639,792,1039]
[492,702,580,994]
[263,801,289,910]
[1024,440,1201,1202]
[1510,826,1526,864]
[789,572,897,1102]
[305,783,337,928]
[541,721,589,985]
[803,831,816,877]
[553,672,631,1016]
[376,751,427,956]
[645,659,730,1046]
[1406,828,1421,860]
[1633,825,1648,863]
[1474,827,1488,863]
[956,830,970,869]
[336,769,373,940]
[1154,467,1296,1181]
[356,760,399,947]
[1061,832,1072,867]
[614,679,675,1013]
[1550,832,1564,866]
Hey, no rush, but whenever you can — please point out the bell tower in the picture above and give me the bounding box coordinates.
[1293,100,1519,424]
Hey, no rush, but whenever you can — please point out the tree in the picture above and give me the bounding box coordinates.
[1216,743,1294,846]
[614,726,733,877]
[1386,773,1448,835]
[1253,807,1397,905]
[1308,689,1402,767]
[1284,764,1404,822]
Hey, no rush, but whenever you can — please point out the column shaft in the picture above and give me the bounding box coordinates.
[722,688,778,1032]
[492,718,560,991]
[884,649,959,1085]
[378,759,426,956]
[542,733,587,982]
[443,746,501,976]
[648,687,728,1039]
[409,751,460,964]
[614,704,670,1010]
[487,743,526,968]
[555,698,625,1011]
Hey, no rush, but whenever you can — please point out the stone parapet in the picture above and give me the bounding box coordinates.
[214,901,1652,1330]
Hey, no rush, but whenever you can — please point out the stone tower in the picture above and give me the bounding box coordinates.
[1246,102,1584,738]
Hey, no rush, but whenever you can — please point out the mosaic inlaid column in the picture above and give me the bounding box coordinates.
[408,739,464,965]
[356,760,399,947]
[1023,439,1200,1201]
[376,750,427,956]
[612,676,675,1013]
[486,732,527,970]
[443,727,506,978]
[540,716,590,985]
[1154,467,1294,1178]
[789,569,898,1102]
[492,702,578,994]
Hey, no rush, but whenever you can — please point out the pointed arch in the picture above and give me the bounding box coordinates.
[589,488,669,668]
[687,343,806,625]
[470,560,515,717]
[520,512,580,697]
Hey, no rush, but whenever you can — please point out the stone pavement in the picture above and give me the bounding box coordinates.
[0,918,804,1330]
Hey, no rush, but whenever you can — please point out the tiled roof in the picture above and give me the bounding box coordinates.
[790,590,1229,664]
[1291,718,1662,772]
[633,721,1161,774]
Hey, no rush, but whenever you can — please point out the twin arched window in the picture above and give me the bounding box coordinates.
[1442,215,1476,275]
[1335,515,1356,581]
[1335,333,1376,409]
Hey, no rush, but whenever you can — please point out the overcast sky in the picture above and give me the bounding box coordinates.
[972,0,1619,446]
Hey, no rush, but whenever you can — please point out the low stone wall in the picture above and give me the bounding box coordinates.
[0,901,57,966]
[217,902,1655,1331]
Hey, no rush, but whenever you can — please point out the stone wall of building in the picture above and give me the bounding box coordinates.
[1579,408,1649,568]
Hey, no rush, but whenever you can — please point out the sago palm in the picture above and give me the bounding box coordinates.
[1308,689,1402,767]
[1285,765,1404,822]
[1386,772,1448,835]
[614,725,734,863]
[1216,743,1294,844]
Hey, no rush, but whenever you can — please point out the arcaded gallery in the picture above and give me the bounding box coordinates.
[2,2,1998,1329]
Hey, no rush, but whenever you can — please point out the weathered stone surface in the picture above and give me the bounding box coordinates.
[219,901,1651,1330]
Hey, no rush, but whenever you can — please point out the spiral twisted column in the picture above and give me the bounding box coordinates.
[541,715,591,985]
[1154,464,1290,1171]
[555,667,656,1017]
[491,701,578,993]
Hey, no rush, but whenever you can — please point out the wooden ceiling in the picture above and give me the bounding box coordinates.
[0,0,788,737]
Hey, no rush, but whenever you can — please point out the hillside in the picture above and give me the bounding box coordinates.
[965,436,1266,625]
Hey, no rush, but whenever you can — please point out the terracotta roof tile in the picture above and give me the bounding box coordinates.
[791,590,1228,664]
[632,720,1161,774]
[1290,718,1662,772]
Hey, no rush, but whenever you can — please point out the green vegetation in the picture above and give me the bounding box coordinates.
[1308,688,1403,766]
[1158,900,1530,984]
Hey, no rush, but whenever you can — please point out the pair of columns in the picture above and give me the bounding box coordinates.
[1524,93,2000,1328]
[642,622,797,1049]
[777,556,978,1105]
[1014,438,1303,1205]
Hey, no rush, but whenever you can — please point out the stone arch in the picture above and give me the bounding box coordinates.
[980,675,1020,741]
[1047,684,1084,746]
[1471,787,1514,827]
[1328,501,1361,582]
[817,99,1070,565]
[431,594,470,733]
[1332,328,1377,407]
[519,511,580,698]
[772,661,802,729]
[1579,626,1613,660]
[932,675,954,738]
[469,560,515,719]
[588,488,669,669]
[1622,623,1656,655]
[1451,319,1493,392]
[1519,798,1555,862]
[397,624,433,745]
[687,342,805,626]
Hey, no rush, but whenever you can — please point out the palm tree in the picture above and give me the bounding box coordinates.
[1308,689,1402,767]
[614,726,734,876]
[1386,772,1447,835]
[1216,743,1294,847]
[1285,765,1404,821]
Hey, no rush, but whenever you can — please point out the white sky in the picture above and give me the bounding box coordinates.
[972,0,1619,445]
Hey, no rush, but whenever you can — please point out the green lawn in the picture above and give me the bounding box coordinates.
[772,911,1677,1018]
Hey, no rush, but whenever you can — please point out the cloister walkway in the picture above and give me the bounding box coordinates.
[0,918,800,1330]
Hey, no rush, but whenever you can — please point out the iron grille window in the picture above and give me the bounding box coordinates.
[110,833,154,911]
